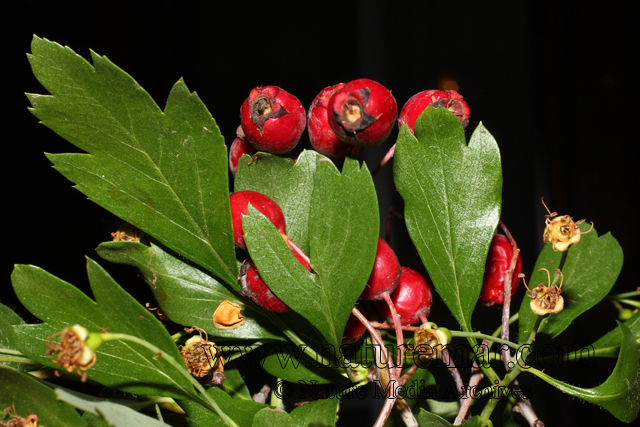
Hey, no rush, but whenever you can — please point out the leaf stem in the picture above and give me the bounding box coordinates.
[270,378,285,409]
[608,290,640,300]
[0,355,40,365]
[450,331,520,351]
[102,333,238,427]
[0,347,25,356]
[220,341,269,363]
[266,313,349,379]
[616,299,640,308]
[478,315,543,425]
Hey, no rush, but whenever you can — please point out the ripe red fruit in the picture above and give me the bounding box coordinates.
[228,136,255,177]
[480,234,522,306]
[376,267,432,326]
[327,78,398,147]
[240,86,306,154]
[398,89,470,134]
[308,83,352,159]
[229,191,286,251]
[240,249,311,312]
[360,238,401,301]
[342,304,367,345]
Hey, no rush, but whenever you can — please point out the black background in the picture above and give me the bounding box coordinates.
[4,1,638,426]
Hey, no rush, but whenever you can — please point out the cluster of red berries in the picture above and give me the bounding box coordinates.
[229,80,471,175]
[229,190,433,345]
[229,81,519,345]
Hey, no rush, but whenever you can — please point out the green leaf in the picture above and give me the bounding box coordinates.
[96,240,284,340]
[530,322,640,423]
[55,388,171,427]
[243,157,378,349]
[588,309,640,357]
[0,304,27,370]
[518,224,623,344]
[27,35,237,287]
[235,150,321,254]
[416,409,480,427]
[180,387,269,427]
[393,108,502,332]
[11,259,193,398]
[0,366,85,427]
[289,397,339,427]
[220,361,253,401]
[252,408,296,427]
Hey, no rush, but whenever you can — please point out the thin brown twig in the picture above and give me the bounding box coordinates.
[454,340,488,425]
[441,348,465,407]
[352,308,417,427]
[370,320,421,332]
[498,222,543,427]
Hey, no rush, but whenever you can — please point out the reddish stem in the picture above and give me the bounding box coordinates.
[454,340,488,425]
[372,143,396,178]
[280,233,311,267]
[382,292,405,378]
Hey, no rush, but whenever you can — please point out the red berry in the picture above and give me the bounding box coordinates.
[398,89,470,134]
[360,238,401,301]
[240,259,290,312]
[229,191,286,251]
[229,136,255,177]
[376,267,432,326]
[308,83,352,159]
[342,304,367,345]
[240,86,306,154]
[327,78,398,147]
[480,234,522,306]
[239,248,311,312]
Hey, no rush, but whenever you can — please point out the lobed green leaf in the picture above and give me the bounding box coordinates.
[530,322,639,422]
[588,309,640,357]
[394,107,502,332]
[0,367,85,427]
[518,223,623,344]
[55,388,172,427]
[0,304,27,370]
[252,408,296,427]
[11,259,193,398]
[235,150,322,255]
[289,397,339,427]
[27,35,237,287]
[180,387,268,427]
[97,240,284,340]
[243,156,378,349]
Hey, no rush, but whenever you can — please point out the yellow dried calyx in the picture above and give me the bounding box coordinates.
[541,198,593,252]
[179,327,224,384]
[413,322,451,361]
[522,268,564,316]
[45,325,103,382]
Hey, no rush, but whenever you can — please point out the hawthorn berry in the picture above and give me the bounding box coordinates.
[327,78,397,147]
[229,191,286,251]
[360,238,401,301]
[239,250,311,312]
[308,83,352,159]
[376,267,432,326]
[240,86,306,154]
[228,136,255,177]
[480,234,523,306]
[342,304,367,346]
[398,89,470,134]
